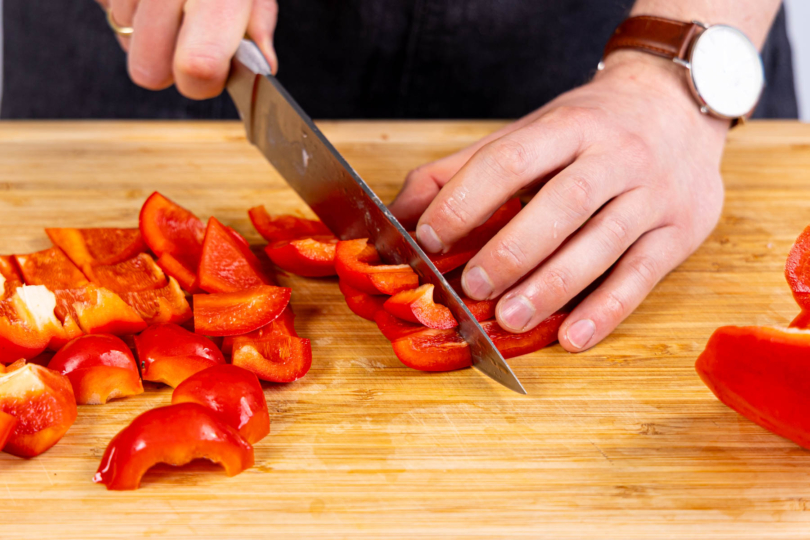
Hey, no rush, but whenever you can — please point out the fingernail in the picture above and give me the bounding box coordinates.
[566,319,596,350]
[463,266,494,299]
[417,224,445,253]
[499,295,535,331]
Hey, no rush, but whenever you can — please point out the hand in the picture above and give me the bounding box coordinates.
[389,51,728,352]
[95,0,278,99]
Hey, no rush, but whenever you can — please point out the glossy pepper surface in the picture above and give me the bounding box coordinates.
[193,286,291,337]
[335,239,418,295]
[135,323,226,388]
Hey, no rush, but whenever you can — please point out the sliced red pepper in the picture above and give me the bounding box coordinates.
[786,225,810,311]
[46,312,84,352]
[139,192,206,270]
[46,228,147,269]
[480,313,566,358]
[85,253,168,294]
[374,310,424,341]
[193,286,291,337]
[198,217,274,293]
[134,323,226,388]
[0,256,23,300]
[15,247,90,290]
[94,402,254,490]
[220,306,298,356]
[248,207,331,243]
[265,236,338,277]
[56,285,147,336]
[383,284,458,329]
[1,285,70,364]
[156,253,201,294]
[172,364,270,444]
[0,363,77,457]
[119,277,192,325]
[696,326,810,450]
[0,410,17,451]
[338,280,387,321]
[790,310,810,329]
[335,239,418,295]
[231,334,312,383]
[49,334,143,405]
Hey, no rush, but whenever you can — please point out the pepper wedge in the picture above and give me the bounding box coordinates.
[198,217,274,293]
[193,286,291,337]
[248,207,331,243]
[135,323,226,388]
[335,239,418,295]
[265,236,338,278]
[139,192,206,271]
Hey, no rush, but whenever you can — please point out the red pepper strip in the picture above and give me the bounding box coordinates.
[0,410,17,451]
[198,217,274,293]
[248,207,332,243]
[374,310,424,341]
[338,280,387,321]
[0,363,77,457]
[334,239,418,295]
[119,277,192,325]
[231,334,312,383]
[696,326,810,450]
[85,253,168,295]
[56,285,147,336]
[139,192,206,270]
[1,286,71,364]
[220,306,298,356]
[480,313,566,359]
[383,284,458,329]
[135,323,226,388]
[172,364,270,444]
[156,253,202,294]
[46,228,148,269]
[193,286,291,337]
[0,256,23,301]
[786,225,810,311]
[94,403,254,491]
[265,236,338,278]
[15,247,90,290]
[790,310,810,329]
[49,334,143,405]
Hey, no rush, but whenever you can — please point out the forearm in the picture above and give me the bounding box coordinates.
[631,0,782,48]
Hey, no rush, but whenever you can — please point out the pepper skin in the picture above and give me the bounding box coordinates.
[46,228,148,269]
[193,286,291,337]
[155,253,201,294]
[1,285,71,364]
[0,363,77,457]
[265,236,338,278]
[338,281,387,322]
[220,306,298,356]
[85,253,168,295]
[15,247,90,291]
[93,403,254,490]
[49,334,143,405]
[139,192,206,271]
[119,277,192,325]
[198,218,273,293]
[172,364,270,444]
[383,284,458,329]
[135,323,226,388]
[334,239,418,295]
[55,285,147,336]
[248,207,331,243]
[231,334,312,383]
[0,410,17,451]
[374,310,427,342]
[0,256,24,301]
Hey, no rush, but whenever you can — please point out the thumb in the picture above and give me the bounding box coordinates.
[247,0,279,74]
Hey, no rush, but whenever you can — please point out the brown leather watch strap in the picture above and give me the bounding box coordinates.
[603,16,702,61]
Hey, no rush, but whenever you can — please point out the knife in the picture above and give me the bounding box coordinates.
[226,40,526,394]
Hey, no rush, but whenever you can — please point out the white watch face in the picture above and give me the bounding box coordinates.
[689,25,764,119]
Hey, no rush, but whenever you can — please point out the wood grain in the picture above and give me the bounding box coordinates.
[1,120,809,539]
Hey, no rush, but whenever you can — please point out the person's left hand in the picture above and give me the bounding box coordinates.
[388,51,729,352]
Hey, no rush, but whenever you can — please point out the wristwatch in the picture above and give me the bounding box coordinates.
[600,16,765,123]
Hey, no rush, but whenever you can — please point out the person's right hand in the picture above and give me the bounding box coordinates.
[95,0,278,99]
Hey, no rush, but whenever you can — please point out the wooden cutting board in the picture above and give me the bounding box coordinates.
[1,120,810,539]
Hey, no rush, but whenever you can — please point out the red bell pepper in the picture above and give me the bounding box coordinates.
[696,326,810,450]
[193,286,291,337]
[220,306,298,356]
[156,252,201,293]
[49,334,143,405]
[335,239,418,295]
[172,364,270,444]
[786,225,810,311]
[85,253,168,294]
[198,217,274,293]
[480,313,566,358]
[374,310,424,341]
[231,333,312,383]
[0,256,23,300]
[46,227,148,269]
[383,284,458,329]
[134,323,226,388]
[791,310,810,329]
[0,410,16,451]
[338,281,387,321]
[119,277,192,325]
[94,402,254,490]
[0,363,77,457]
[139,192,207,271]
[265,236,338,277]
[15,247,90,290]
[248,207,331,243]
[1,285,71,364]
[56,285,147,336]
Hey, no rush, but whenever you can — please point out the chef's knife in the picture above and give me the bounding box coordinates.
[226,40,526,394]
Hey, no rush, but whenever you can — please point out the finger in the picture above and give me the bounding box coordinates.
[174,0,253,100]
[108,0,138,51]
[495,188,660,333]
[556,225,690,352]
[415,108,590,254]
[128,0,185,90]
[247,0,279,74]
[460,155,631,300]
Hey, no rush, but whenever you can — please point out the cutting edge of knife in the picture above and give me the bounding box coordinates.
[228,40,527,395]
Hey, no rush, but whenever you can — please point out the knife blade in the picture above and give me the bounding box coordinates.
[227,40,526,394]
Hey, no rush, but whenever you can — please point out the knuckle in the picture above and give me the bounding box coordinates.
[480,139,533,181]
[602,290,629,322]
[621,133,655,172]
[128,63,170,91]
[436,195,472,230]
[553,175,595,222]
[538,267,573,300]
[175,52,225,83]
[626,254,660,289]
[600,214,633,251]
[491,235,531,273]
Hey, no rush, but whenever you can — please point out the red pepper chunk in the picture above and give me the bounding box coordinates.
[119,277,192,325]
[0,410,17,451]
[0,256,23,301]
[46,228,148,269]
[94,403,254,490]
[266,236,338,277]
[374,310,424,341]
[155,253,201,294]
[338,281,387,321]
[193,286,291,337]
[790,310,810,329]
[248,207,331,243]
[135,323,226,388]
[15,247,89,290]
[696,326,810,450]
[55,285,147,336]
[49,334,143,405]
[786,225,810,311]
[384,284,458,329]
[335,239,418,295]
[1,285,73,364]
[231,334,312,383]
[220,306,299,356]
[0,363,77,457]
[480,313,566,358]
[139,192,207,269]
[85,253,168,294]
[172,365,270,444]
[198,217,274,293]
